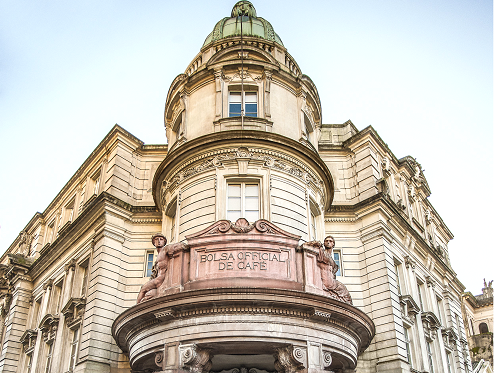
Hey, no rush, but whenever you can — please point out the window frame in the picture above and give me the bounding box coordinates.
[404,327,412,366]
[68,326,80,372]
[145,250,155,278]
[226,182,260,223]
[333,250,342,277]
[45,343,53,373]
[228,91,258,118]
[426,341,435,373]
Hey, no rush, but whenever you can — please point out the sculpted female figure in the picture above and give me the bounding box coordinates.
[136,233,169,304]
[316,236,353,304]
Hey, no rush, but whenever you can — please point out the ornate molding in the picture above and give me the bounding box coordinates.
[179,344,213,373]
[130,217,162,224]
[39,314,59,344]
[61,297,86,329]
[441,327,458,352]
[20,329,37,354]
[421,312,441,341]
[399,295,420,327]
[162,147,324,198]
[189,218,300,240]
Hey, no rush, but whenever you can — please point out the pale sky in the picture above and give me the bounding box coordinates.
[0,0,492,293]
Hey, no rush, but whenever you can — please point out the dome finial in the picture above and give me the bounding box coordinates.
[231,1,257,18]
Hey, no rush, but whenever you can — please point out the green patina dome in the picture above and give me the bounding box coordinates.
[203,1,283,48]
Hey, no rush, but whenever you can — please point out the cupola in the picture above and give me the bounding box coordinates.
[202,1,283,47]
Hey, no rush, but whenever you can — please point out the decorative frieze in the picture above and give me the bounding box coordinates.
[162,147,324,199]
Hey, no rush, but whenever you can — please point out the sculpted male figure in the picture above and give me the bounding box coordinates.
[316,236,353,304]
[136,233,169,304]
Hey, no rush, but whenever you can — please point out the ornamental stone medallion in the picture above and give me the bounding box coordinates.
[112,219,374,373]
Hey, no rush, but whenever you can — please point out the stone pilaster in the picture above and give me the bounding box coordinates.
[0,263,32,373]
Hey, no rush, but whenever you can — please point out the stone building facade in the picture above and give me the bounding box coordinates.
[462,280,493,370]
[0,2,473,373]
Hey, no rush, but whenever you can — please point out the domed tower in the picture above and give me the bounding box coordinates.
[114,3,374,372]
[155,0,330,244]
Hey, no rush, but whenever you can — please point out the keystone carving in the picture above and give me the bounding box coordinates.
[179,344,213,373]
[273,345,306,373]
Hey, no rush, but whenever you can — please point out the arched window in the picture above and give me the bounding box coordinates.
[479,322,489,334]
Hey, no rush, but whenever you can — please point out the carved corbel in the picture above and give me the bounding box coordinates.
[43,279,54,291]
[273,345,306,373]
[179,344,213,373]
[64,258,77,273]
[425,276,435,289]
[381,156,391,178]
[322,350,333,369]
[404,256,416,270]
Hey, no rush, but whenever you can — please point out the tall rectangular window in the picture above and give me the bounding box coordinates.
[26,354,33,373]
[145,252,155,277]
[53,280,63,314]
[446,352,453,373]
[69,327,80,371]
[404,327,412,366]
[417,282,424,311]
[394,263,402,295]
[79,260,89,297]
[92,172,101,195]
[45,343,53,373]
[436,296,443,325]
[310,211,317,241]
[426,342,434,373]
[227,183,259,222]
[229,92,257,117]
[333,251,342,276]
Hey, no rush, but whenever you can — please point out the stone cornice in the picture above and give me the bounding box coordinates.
[327,193,459,281]
[152,131,335,212]
[112,287,375,355]
[28,192,157,280]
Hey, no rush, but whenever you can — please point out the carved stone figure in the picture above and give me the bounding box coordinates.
[316,236,352,304]
[136,233,168,304]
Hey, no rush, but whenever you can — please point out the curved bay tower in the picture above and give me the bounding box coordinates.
[1,2,472,373]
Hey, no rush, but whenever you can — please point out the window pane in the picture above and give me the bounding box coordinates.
[245,184,258,196]
[245,103,257,117]
[334,252,341,276]
[227,210,241,221]
[245,210,259,222]
[245,196,258,210]
[228,185,241,196]
[245,92,256,102]
[230,92,241,103]
[228,197,241,211]
[229,103,241,116]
